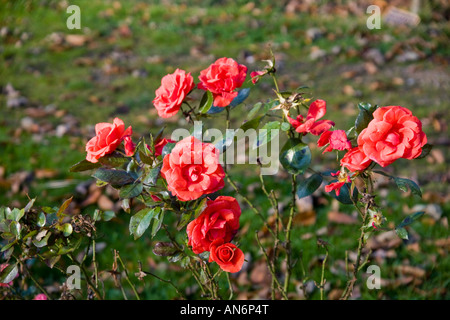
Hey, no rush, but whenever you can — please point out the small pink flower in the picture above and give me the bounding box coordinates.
[250,70,266,84]
[33,293,48,300]
[287,99,334,136]
[324,170,351,196]
[317,130,352,153]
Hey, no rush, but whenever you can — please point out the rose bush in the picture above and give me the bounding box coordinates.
[1,52,431,301]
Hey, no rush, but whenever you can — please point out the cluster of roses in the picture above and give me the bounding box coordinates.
[84,57,249,273]
[83,54,427,272]
[287,99,427,198]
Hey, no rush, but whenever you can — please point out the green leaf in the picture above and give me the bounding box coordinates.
[194,197,208,219]
[9,221,21,239]
[297,173,323,199]
[230,88,251,107]
[60,223,73,237]
[199,90,214,114]
[247,102,262,120]
[92,168,135,187]
[99,153,130,168]
[24,198,36,213]
[415,143,433,159]
[37,212,46,227]
[129,207,157,240]
[240,115,264,132]
[152,208,164,237]
[252,121,281,149]
[69,159,101,172]
[0,263,18,284]
[279,138,311,174]
[355,102,377,134]
[394,177,422,198]
[119,183,143,199]
[7,208,25,222]
[280,122,291,132]
[397,211,425,228]
[395,227,409,240]
[143,166,161,186]
[355,107,373,134]
[161,142,176,158]
[177,212,192,231]
[32,231,51,248]
[57,197,73,218]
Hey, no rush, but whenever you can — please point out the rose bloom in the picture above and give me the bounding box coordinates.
[153,69,195,118]
[208,239,245,273]
[317,130,352,153]
[340,147,372,172]
[123,136,136,157]
[160,136,225,201]
[357,106,427,167]
[287,99,335,136]
[250,70,266,84]
[187,196,241,254]
[198,57,247,107]
[86,118,132,163]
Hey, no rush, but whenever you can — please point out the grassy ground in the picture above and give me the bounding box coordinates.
[0,0,449,299]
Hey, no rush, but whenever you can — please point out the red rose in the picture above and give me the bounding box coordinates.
[160,136,225,201]
[123,136,136,156]
[317,130,352,153]
[287,99,335,136]
[208,239,245,273]
[187,196,241,254]
[198,57,247,107]
[86,118,132,163]
[357,106,427,167]
[153,69,195,118]
[340,147,372,172]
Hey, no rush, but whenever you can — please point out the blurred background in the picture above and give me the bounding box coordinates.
[0,0,448,299]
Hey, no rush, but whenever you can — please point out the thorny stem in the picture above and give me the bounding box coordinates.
[225,272,234,300]
[341,176,374,300]
[138,261,186,299]
[115,251,141,300]
[255,231,288,300]
[283,173,297,295]
[319,243,329,300]
[70,253,103,300]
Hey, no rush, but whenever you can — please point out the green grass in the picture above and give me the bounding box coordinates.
[0,0,448,300]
